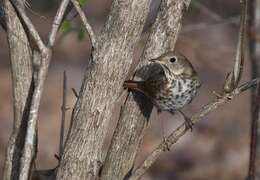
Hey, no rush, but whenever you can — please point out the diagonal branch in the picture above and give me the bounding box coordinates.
[70,0,96,48]
[129,78,260,180]
[48,0,70,47]
[10,0,46,51]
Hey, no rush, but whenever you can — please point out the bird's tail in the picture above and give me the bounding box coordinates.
[123,80,141,89]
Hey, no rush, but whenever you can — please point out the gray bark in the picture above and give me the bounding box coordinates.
[100,0,191,180]
[249,0,260,179]
[2,0,33,180]
[56,0,152,180]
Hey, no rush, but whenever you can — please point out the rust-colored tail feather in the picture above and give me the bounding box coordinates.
[123,80,139,89]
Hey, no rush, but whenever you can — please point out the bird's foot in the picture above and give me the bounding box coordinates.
[212,91,223,99]
[184,117,194,131]
[162,137,170,151]
[178,110,194,131]
[212,91,232,100]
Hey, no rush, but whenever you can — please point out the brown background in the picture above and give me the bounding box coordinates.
[0,0,252,179]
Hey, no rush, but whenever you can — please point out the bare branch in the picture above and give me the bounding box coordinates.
[248,85,260,180]
[71,0,96,48]
[59,71,68,158]
[10,0,46,51]
[223,0,248,93]
[247,0,260,179]
[2,0,32,179]
[129,78,260,180]
[18,50,45,180]
[12,0,71,178]
[72,88,79,98]
[48,0,70,47]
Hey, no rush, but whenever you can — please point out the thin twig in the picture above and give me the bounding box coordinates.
[72,88,79,98]
[223,0,248,93]
[70,0,96,48]
[48,0,70,47]
[129,78,260,180]
[59,71,68,159]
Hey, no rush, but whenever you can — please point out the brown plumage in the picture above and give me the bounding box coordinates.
[124,51,201,128]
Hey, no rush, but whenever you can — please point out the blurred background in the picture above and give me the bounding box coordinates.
[0,0,252,179]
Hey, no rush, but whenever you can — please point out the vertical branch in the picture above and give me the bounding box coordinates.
[7,0,70,179]
[59,71,68,158]
[18,50,46,180]
[223,0,248,93]
[2,0,32,180]
[248,0,260,179]
[100,0,191,180]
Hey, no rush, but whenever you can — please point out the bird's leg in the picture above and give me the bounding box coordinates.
[212,91,223,99]
[158,110,170,151]
[212,91,232,100]
[178,110,194,131]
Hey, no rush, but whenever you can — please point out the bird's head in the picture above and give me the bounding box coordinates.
[150,51,197,79]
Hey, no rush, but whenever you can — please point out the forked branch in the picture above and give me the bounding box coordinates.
[7,0,71,179]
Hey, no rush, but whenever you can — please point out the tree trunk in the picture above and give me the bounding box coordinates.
[2,0,33,180]
[100,0,191,179]
[56,1,152,179]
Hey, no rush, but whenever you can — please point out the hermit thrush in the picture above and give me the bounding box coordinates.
[124,51,201,129]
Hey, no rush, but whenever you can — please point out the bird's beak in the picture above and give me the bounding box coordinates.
[149,58,161,63]
[150,58,167,67]
[149,58,157,62]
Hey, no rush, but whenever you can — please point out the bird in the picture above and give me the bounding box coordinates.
[123,51,201,129]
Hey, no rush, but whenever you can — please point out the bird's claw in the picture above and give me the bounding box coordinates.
[162,137,170,151]
[178,110,194,131]
[184,117,194,131]
[212,91,223,99]
[212,91,232,100]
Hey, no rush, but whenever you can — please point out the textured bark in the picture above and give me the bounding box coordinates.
[56,1,152,180]
[100,0,191,180]
[12,0,70,178]
[248,0,260,179]
[2,0,33,180]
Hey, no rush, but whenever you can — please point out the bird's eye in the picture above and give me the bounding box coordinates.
[170,57,177,63]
